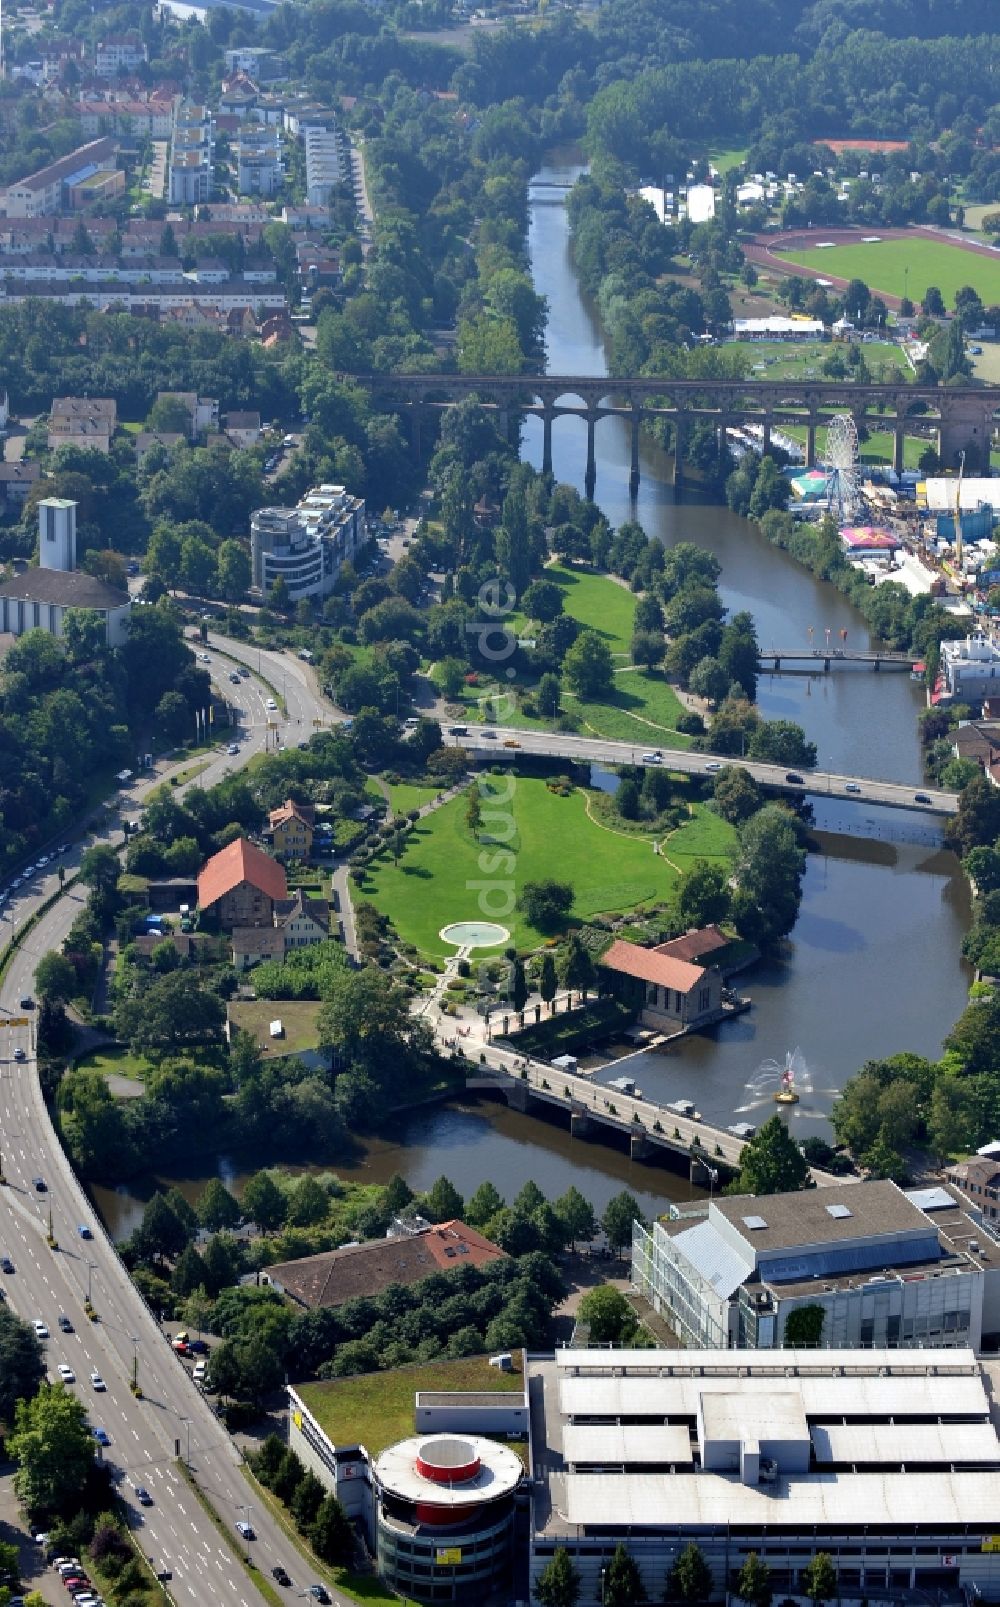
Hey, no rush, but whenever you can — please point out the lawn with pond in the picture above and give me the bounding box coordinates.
[361,775,734,957]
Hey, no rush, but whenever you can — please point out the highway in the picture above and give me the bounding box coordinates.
[0,641,338,1607]
[446,729,959,817]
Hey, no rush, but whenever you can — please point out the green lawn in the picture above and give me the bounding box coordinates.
[298,1356,526,1458]
[734,338,907,383]
[777,236,1000,309]
[362,776,685,956]
[665,807,738,871]
[512,563,637,659]
[565,668,692,747]
[708,145,749,175]
[75,1044,153,1082]
[227,999,323,1055]
[385,779,445,816]
[781,422,927,469]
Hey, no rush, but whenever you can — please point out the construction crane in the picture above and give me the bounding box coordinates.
[954,450,966,571]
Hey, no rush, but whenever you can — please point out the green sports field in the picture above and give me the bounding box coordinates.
[777,236,1000,309]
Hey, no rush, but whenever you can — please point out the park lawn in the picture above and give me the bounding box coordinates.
[362,776,680,956]
[708,145,748,175]
[780,422,926,469]
[665,807,738,871]
[385,778,444,815]
[76,1044,154,1082]
[227,999,323,1056]
[735,338,907,383]
[564,668,693,748]
[510,563,637,658]
[298,1356,526,1459]
[778,236,1000,309]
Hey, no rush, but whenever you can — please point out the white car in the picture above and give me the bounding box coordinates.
[90,1371,106,1391]
[266,698,277,711]
[57,1363,75,1383]
[33,1319,48,1338]
[641,752,662,764]
[193,1360,207,1382]
[198,652,211,663]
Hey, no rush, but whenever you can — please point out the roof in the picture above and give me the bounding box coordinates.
[9,138,117,194]
[0,569,129,610]
[669,1218,751,1300]
[946,1159,1000,1189]
[223,410,260,428]
[655,925,730,964]
[197,837,287,910]
[812,1422,1000,1466]
[267,1220,506,1310]
[599,938,705,994]
[269,798,314,830]
[563,1424,693,1467]
[0,462,40,481]
[712,1180,929,1255]
[231,926,284,958]
[51,395,116,419]
[274,891,328,930]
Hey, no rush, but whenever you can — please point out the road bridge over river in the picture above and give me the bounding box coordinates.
[354,372,1000,495]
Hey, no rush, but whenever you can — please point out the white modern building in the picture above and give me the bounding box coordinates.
[168,101,213,206]
[250,484,364,602]
[940,634,1000,703]
[632,1180,1000,1352]
[236,126,281,196]
[0,498,131,646]
[529,1347,1000,1605]
[3,138,119,219]
[303,124,341,207]
[94,35,148,76]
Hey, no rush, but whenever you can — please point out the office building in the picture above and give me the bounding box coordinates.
[250,484,364,602]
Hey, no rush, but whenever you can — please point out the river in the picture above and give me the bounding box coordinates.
[92,155,973,1242]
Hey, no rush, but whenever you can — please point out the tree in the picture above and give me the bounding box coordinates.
[171,1244,206,1297]
[712,766,760,824]
[290,1469,326,1532]
[737,1553,773,1607]
[423,1175,464,1223]
[802,1554,837,1607]
[735,1116,808,1195]
[783,1305,825,1347]
[562,629,614,699]
[604,1541,644,1607]
[10,1382,94,1516]
[242,1171,287,1232]
[539,952,558,1012]
[563,935,595,999]
[79,844,120,901]
[602,1191,645,1258]
[34,950,77,1004]
[555,1185,596,1249]
[287,1175,328,1228]
[689,656,730,704]
[631,630,665,669]
[521,579,564,621]
[576,1284,637,1344]
[948,774,1000,857]
[114,973,225,1054]
[677,860,730,928]
[0,1305,45,1425]
[537,672,561,718]
[747,721,816,768]
[616,778,641,820]
[667,1542,713,1606]
[519,880,573,932]
[466,1180,504,1227]
[216,540,251,601]
[535,1547,581,1607]
[923,286,946,317]
[137,1192,190,1263]
[310,1493,355,1566]
[197,1178,240,1233]
[731,806,806,948]
[510,958,529,1013]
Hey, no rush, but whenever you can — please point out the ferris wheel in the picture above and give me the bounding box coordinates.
[825,412,861,522]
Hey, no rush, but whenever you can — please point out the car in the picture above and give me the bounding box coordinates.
[90,1372,105,1391]
[134,1485,153,1506]
[53,1559,82,1571]
[32,1176,46,1191]
[845,782,862,794]
[705,761,723,773]
[0,1256,13,1273]
[227,743,240,756]
[198,652,211,663]
[308,1588,331,1604]
[283,434,295,446]
[914,792,932,804]
[266,697,277,710]
[235,1521,255,1541]
[503,738,521,748]
[33,1320,48,1338]
[785,772,804,785]
[641,752,662,764]
[13,1047,25,1061]
[61,1574,87,1587]
[272,1566,291,1586]
[173,1339,190,1356]
[229,671,241,684]
[57,1364,75,1383]
[78,1224,93,1239]
[188,1337,209,1354]
[238,665,250,678]
[20,996,33,1009]
[58,1314,73,1332]
[92,1427,110,1446]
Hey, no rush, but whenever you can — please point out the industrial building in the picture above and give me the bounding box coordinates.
[250,483,364,602]
[528,1346,1000,1605]
[631,1180,1000,1352]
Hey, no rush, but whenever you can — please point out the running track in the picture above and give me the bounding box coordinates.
[746,225,1000,310]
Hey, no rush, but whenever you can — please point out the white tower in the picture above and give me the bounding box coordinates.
[38,498,77,572]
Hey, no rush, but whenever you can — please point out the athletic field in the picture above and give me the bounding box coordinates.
[777,236,1000,309]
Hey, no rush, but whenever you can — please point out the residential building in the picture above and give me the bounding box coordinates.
[48,396,117,455]
[275,889,328,949]
[224,46,280,75]
[940,634,1000,703]
[631,1179,1000,1353]
[0,461,40,503]
[945,1158,1000,1223]
[303,123,341,207]
[78,97,175,140]
[267,798,314,860]
[168,100,213,206]
[0,497,130,646]
[236,125,280,194]
[3,138,119,219]
[598,935,724,1032]
[250,483,364,602]
[134,431,185,464]
[527,1346,1000,1605]
[222,410,261,449]
[231,925,285,969]
[156,391,219,438]
[266,1221,506,1311]
[196,837,287,929]
[94,34,149,76]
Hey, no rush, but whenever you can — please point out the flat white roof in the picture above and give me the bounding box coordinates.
[562,1424,693,1467]
[559,1469,1000,1528]
[373,1435,522,1507]
[701,1390,808,1445]
[558,1372,989,1422]
[811,1422,1000,1465]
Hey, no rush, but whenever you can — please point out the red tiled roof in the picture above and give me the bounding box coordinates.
[600,938,705,994]
[654,925,729,964]
[197,837,286,910]
[266,1220,506,1310]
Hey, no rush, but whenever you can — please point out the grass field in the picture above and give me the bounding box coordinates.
[708,146,749,176]
[780,422,927,470]
[565,667,692,747]
[734,338,908,383]
[362,775,700,956]
[777,236,1000,309]
[385,779,444,816]
[76,1044,153,1082]
[227,999,322,1055]
[298,1356,526,1458]
[512,563,637,659]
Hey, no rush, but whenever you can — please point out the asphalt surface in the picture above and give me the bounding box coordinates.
[0,643,342,1607]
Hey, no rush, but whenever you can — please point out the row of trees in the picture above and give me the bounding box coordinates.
[537,1542,840,1607]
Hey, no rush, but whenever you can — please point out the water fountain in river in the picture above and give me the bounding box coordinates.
[740,1048,813,1116]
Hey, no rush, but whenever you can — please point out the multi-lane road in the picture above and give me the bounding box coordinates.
[0,642,339,1607]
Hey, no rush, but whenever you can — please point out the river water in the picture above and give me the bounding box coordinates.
[92,156,973,1242]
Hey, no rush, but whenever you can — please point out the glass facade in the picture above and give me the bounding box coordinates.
[376,1502,514,1604]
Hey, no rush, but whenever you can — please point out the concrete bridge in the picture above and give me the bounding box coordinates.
[759,647,917,671]
[355,371,1000,497]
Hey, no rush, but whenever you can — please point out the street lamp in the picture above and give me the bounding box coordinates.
[690,1152,719,1198]
[130,1334,140,1396]
[179,1415,191,1466]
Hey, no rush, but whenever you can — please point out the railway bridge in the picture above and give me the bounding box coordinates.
[355,372,1000,497]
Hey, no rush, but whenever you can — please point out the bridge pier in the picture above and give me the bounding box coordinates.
[673,415,686,490]
[508,1078,528,1113]
[806,420,817,469]
[570,1110,592,1139]
[542,408,553,477]
[761,419,772,456]
[629,407,641,495]
[630,1129,652,1161]
[893,424,905,475]
[585,411,597,500]
[409,405,423,462]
